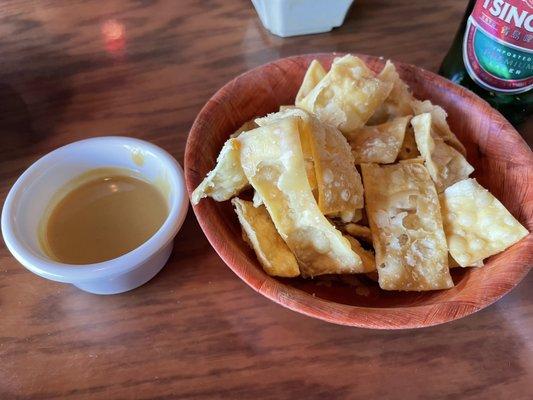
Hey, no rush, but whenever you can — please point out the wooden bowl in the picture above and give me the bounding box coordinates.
[184,53,532,329]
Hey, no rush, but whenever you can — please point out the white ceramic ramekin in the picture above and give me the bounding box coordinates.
[1,136,188,295]
[251,0,355,37]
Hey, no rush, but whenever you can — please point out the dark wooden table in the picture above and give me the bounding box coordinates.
[1,1,531,399]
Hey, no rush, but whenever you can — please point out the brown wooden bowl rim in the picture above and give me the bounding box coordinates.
[184,52,532,329]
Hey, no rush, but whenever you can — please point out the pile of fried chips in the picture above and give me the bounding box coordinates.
[192,55,528,291]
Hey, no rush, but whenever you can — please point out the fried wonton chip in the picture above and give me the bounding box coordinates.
[295,60,326,105]
[333,208,363,224]
[412,100,466,155]
[399,156,424,164]
[299,55,393,133]
[361,163,453,291]
[254,109,307,129]
[368,61,415,124]
[448,254,484,268]
[230,120,259,138]
[396,125,420,160]
[448,254,459,268]
[252,190,263,207]
[345,236,376,272]
[255,109,318,193]
[279,105,297,112]
[350,208,363,223]
[232,198,300,277]
[191,138,248,205]
[346,116,410,164]
[379,61,414,114]
[343,223,373,243]
[440,179,528,267]
[472,260,484,267]
[303,115,364,215]
[412,113,474,193]
[238,117,363,277]
[256,108,364,216]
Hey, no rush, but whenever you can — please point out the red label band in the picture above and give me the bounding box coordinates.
[471,0,533,50]
[463,0,533,93]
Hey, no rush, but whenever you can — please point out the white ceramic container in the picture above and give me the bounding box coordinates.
[1,136,188,295]
[251,0,355,37]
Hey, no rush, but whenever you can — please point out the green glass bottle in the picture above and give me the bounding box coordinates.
[439,0,532,126]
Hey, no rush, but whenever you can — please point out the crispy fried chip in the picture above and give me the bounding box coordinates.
[299,55,393,133]
[396,125,420,160]
[304,116,364,215]
[334,208,364,223]
[440,179,528,267]
[368,61,414,124]
[448,254,459,268]
[252,190,263,207]
[350,208,363,223]
[343,223,373,243]
[399,156,424,164]
[346,116,410,164]
[345,235,376,272]
[448,254,483,268]
[412,113,474,193]
[379,61,414,114]
[412,100,466,155]
[230,120,259,138]
[256,109,318,194]
[295,60,327,105]
[232,198,300,277]
[238,117,363,277]
[256,108,364,216]
[279,105,297,112]
[362,163,453,291]
[191,138,248,205]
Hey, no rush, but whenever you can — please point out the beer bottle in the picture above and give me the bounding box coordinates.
[439,0,532,125]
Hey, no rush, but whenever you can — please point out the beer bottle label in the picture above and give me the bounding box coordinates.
[463,0,533,94]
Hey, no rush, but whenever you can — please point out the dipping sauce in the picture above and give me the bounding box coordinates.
[42,170,168,264]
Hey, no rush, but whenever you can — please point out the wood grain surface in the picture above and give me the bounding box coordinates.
[0,0,531,399]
